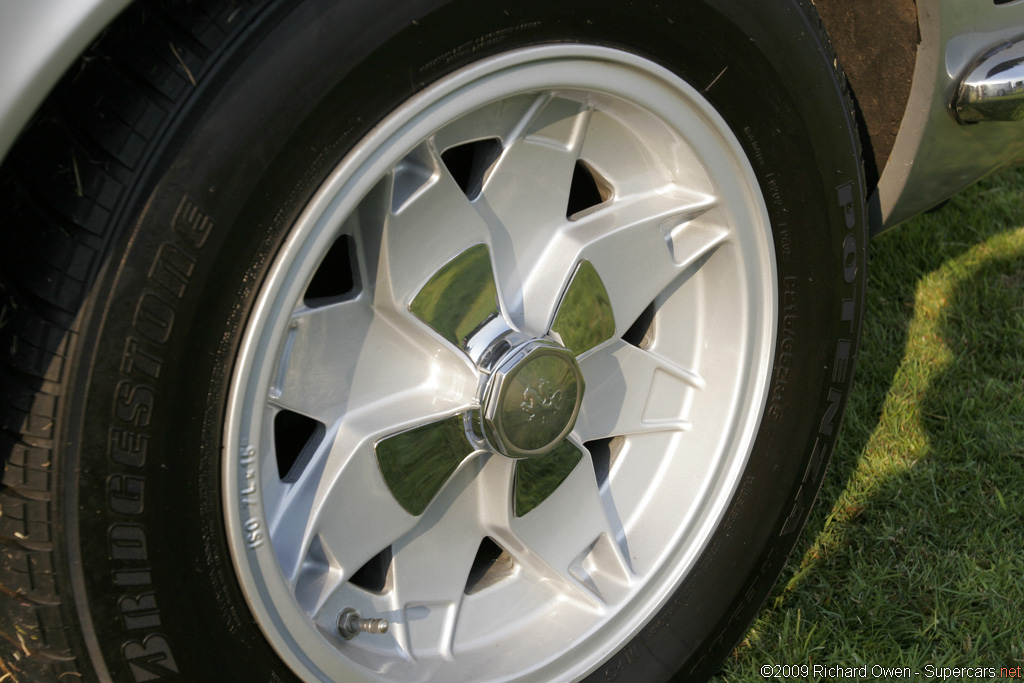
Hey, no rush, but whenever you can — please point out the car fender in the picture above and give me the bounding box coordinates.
[0,0,132,161]
[877,0,1024,230]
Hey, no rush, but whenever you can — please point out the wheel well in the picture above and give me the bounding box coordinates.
[0,0,919,198]
[814,0,919,190]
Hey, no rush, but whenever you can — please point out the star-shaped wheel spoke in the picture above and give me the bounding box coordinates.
[373,243,615,518]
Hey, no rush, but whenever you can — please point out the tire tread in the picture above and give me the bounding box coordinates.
[0,1,269,679]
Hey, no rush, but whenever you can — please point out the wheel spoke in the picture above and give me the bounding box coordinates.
[387,461,494,659]
[575,339,700,441]
[475,95,592,332]
[496,185,718,343]
[270,427,415,587]
[268,298,369,422]
[564,189,722,341]
[272,383,475,583]
[574,104,702,198]
[270,300,471,424]
[432,93,544,152]
[376,142,494,314]
[499,444,628,600]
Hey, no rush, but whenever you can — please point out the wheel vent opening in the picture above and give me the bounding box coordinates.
[586,436,625,489]
[622,302,656,349]
[349,546,392,593]
[465,537,514,595]
[274,410,324,482]
[566,159,611,219]
[440,137,503,200]
[304,233,359,306]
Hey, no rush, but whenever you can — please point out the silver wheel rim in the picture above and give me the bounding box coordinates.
[223,45,776,682]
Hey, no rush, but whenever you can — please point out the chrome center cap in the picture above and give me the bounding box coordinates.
[482,340,584,459]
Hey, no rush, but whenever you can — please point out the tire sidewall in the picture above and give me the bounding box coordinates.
[62,0,865,680]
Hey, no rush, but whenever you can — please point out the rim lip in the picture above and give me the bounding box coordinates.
[222,45,777,682]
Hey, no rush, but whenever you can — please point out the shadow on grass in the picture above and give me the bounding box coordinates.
[713,167,1024,678]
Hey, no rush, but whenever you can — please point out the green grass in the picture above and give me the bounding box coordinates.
[712,168,1024,681]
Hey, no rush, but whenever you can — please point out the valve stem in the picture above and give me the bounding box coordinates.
[337,608,389,640]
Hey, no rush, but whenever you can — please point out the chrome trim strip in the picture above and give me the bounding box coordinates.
[955,37,1024,123]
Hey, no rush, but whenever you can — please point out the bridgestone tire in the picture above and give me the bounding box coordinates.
[0,0,866,681]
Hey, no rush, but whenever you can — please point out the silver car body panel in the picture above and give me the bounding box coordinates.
[876,0,1024,231]
[1,0,1024,234]
[0,0,132,161]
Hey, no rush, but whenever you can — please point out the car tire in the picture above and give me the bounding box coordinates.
[0,0,866,681]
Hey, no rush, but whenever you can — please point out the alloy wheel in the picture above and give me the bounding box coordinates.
[224,45,776,682]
